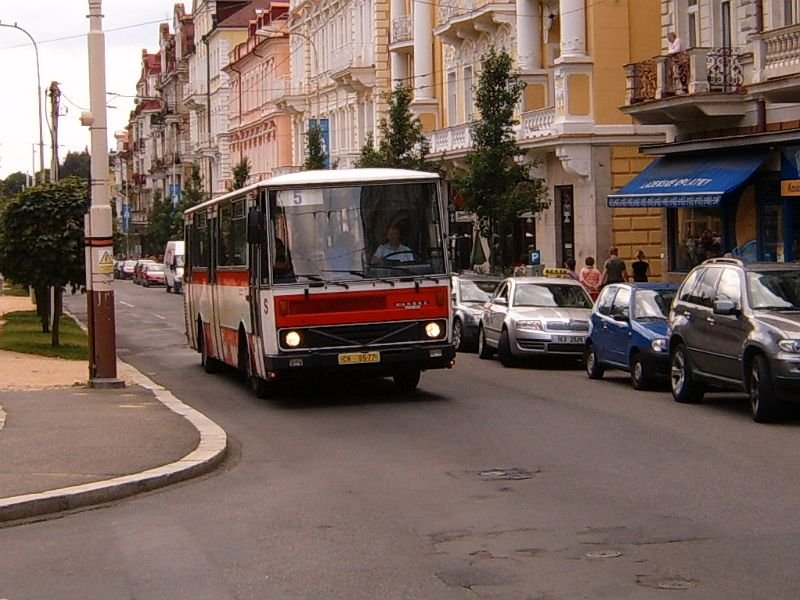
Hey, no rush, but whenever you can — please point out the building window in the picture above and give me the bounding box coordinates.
[721,1,732,48]
[786,0,800,25]
[447,71,457,125]
[687,0,699,48]
[670,207,724,271]
[463,66,474,121]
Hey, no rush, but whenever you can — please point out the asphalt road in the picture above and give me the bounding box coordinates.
[1,281,800,599]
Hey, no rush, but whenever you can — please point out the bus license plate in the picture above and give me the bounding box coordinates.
[555,335,584,344]
[338,351,381,365]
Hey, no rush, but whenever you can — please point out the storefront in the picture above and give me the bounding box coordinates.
[608,148,800,274]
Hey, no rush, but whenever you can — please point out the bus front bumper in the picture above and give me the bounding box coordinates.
[263,343,456,378]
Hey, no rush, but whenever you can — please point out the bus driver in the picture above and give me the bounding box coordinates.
[371,224,415,264]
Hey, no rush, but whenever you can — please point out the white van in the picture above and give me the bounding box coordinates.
[163,240,185,293]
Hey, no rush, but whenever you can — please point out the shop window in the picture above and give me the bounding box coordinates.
[671,207,724,271]
[761,201,785,262]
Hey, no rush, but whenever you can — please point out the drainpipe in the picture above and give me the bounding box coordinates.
[229,63,243,162]
[755,0,766,133]
[202,33,213,197]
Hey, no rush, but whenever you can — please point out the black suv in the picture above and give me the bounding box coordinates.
[668,258,800,422]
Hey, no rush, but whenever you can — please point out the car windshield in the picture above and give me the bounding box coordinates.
[747,270,800,310]
[634,289,675,320]
[459,279,497,302]
[148,264,165,272]
[513,283,592,308]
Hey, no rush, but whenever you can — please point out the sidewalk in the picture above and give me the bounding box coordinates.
[0,294,227,523]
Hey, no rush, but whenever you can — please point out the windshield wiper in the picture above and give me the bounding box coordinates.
[319,269,366,279]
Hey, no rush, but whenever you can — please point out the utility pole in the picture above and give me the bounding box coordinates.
[83,0,122,387]
[48,81,61,182]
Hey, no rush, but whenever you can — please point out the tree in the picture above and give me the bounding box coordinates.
[453,47,548,271]
[170,163,207,239]
[229,156,251,190]
[60,149,91,181]
[142,189,175,256]
[1,171,29,199]
[356,84,436,171]
[0,177,88,345]
[304,121,328,170]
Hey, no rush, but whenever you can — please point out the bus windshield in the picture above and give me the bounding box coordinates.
[268,181,445,284]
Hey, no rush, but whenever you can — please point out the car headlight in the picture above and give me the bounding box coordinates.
[425,322,442,338]
[284,331,302,347]
[651,338,668,353]
[778,339,800,353]
[516,320,544,331]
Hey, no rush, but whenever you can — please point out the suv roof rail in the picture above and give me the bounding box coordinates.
[703,257,744,266]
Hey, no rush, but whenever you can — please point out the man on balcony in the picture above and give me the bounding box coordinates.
[667,32,687,94]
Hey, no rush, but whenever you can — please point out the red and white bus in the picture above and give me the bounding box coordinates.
[183,168,455,396]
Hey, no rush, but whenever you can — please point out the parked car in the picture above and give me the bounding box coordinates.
[133,259,156,285]
[141,263,166,287]
[120,260,137,280]
[478,276,593,366]
[584,282,678,389]
[451,273,500,352]
[668,257,800,422]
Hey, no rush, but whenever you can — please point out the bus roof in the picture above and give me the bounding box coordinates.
[185,168,441,216]
[267,168,440,187]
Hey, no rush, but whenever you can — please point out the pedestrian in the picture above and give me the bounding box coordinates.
[564,258,579,281]
[579,256,602,299]
[632,250,650,282]
[601,247,629,287]
[666,31,687,93]
[666,31,684,54]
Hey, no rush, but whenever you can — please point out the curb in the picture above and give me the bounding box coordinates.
[0,360,227,523]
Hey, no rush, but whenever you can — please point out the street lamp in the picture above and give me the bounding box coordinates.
[83,0,122,387]
[0,20,46,184]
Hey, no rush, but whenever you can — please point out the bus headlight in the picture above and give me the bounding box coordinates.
[425,322,442,338]
[285,331,302,347]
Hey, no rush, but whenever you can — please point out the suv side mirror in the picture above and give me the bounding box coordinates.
[713,299,740,316]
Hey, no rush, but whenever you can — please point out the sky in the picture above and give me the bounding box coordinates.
[0,1,177,179]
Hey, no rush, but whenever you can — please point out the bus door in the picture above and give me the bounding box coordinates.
[206,204,224,361]
[247,191,268,364]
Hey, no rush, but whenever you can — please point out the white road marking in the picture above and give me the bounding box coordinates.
[119,301,134,308]
[153,313,166,320]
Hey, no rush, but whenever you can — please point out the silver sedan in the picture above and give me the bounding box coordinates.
[478,276,593,367]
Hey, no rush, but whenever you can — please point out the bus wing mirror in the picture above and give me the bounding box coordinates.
[247,209,266,244]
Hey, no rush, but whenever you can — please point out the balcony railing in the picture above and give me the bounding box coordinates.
[753,23,800,81]
[427,123,473,155]
[519,107,556,140]
[331,42,374,72]
[392,15,413,44]
[625,48,743,104]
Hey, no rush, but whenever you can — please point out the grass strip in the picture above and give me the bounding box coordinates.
[1,285,31,297]
[0,311,88,360]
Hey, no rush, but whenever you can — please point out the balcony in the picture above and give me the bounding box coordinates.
[434,0,515,46]
[390,15,414,53]
[621,48,747,126]
[518,107,556,141]
[330,43,375,93]
[273,77,308,115]
[427,123,473,155]
[750,23,800,103]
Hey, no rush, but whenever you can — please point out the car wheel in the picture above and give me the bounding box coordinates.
[453,319,465,352]
[497,329,517,368]
[630,352,651,390]
[477,326,493,360]
[393,368,421,393]
[670,344,703,403]
[750,354,781,423]
[584,343,604,380]
[199,326,221,374]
